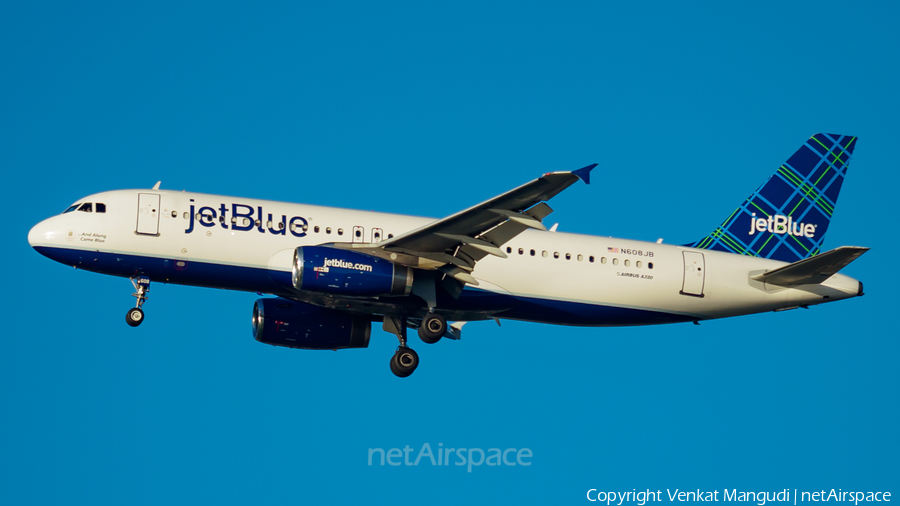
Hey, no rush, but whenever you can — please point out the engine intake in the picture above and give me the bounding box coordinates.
[292,246,413,297]
[252,298,370,350]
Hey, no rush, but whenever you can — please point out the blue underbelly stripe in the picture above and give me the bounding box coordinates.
[33,246,692,326]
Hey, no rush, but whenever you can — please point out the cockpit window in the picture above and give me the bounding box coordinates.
[77,203,93,213]
[63,204,79,214]
[95,203,106,213]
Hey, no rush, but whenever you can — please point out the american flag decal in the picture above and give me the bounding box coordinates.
[607,247,619,253]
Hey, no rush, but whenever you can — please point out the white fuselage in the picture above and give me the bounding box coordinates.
[28,189,862,326]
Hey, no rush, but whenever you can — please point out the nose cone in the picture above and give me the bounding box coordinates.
[28,218,58,249]
[28,222,41,247]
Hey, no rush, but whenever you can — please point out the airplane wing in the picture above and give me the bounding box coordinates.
[331,164,596,285]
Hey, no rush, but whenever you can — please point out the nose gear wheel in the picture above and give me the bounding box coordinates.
[126,276,151,327]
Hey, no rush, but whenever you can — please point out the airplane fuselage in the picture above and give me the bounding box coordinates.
[28,189,862,327]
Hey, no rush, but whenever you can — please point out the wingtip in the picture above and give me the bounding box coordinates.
[572,163,597,185]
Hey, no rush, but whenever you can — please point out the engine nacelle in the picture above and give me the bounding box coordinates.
[252,298,371,350]
[292,246,413,297]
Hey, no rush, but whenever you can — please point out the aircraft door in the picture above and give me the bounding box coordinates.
[136,193,161,236]
[371,228,383,243]
[680,251,705,297]
[352,225,365,243]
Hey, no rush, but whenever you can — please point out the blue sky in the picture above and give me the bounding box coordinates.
[2,1,897,504]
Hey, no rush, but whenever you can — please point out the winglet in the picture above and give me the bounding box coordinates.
[571,164,597,185]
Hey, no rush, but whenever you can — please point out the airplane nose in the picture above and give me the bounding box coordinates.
[28,219,56,248]
[27,223,40,247]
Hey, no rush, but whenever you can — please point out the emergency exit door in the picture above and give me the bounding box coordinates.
[136,193,161,236]
[680,251,705,297]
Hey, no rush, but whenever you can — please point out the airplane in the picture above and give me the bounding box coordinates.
[28,133,867,377]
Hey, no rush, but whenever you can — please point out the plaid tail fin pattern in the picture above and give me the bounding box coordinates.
[689,133,857,263]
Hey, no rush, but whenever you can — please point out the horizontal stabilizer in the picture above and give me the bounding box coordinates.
[751,246,869,286]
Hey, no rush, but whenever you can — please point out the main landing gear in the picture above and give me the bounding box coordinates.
[126,276,150,327]
[390,347,419,378]
[418,313,446,344]
[384,312,449,377]
[384,316,420,378]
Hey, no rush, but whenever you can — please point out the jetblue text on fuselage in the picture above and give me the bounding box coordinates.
[185,200,308,237]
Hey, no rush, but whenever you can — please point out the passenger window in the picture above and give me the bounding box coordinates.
[314,226,320,233]
[518,248,524,255]
[542,251,548,258]
[231,217,237,224]
[326,227,332,234]
[96,203,106,213]
[601,257,607,264]
[530,249,535,256]
[554,252,559,259]
[355,229,362,238]
[589,256,595,263]
[624,259,630,267]
[565,253,571,260]
[183,212,189,219]
[507,247,512,254]
[577,254,583,262]
[337,228,343,235]
[648,262,654,270]
[77,203,92,213]
[612,258,619,266]
[63,204,79,214]
[636,261,642,268]
[388,234,394,239]
[278,222,284,230]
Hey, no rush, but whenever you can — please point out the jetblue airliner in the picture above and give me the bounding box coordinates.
[28,133,867,377]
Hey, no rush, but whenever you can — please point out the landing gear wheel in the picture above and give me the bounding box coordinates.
[390,347,419,378]
[127,276,150,327]
[418,313,446,344]
[126,307,145,327]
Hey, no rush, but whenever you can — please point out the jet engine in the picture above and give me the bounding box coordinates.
[292,246,413,297]
[252,298,370,350]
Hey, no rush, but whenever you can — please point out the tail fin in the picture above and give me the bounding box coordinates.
[689,133,857,263]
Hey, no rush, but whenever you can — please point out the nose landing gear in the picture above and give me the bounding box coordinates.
[126,276,150,327]
[126,307,144,327]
